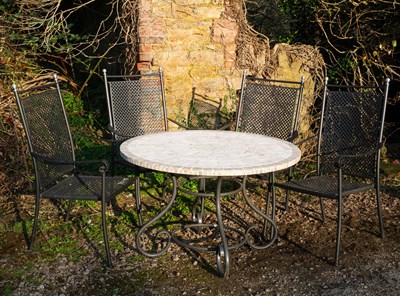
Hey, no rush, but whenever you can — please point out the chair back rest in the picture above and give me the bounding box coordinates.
[13,75,75,190]
[103,68,168,141]
[318,77,390,178]
[235,70,305,141]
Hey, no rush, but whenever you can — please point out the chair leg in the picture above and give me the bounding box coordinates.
[284,190,290,211]
[64,200,73,222]
[29,195,41,249]
[334,197,343,266]
[284,168,293,211]
[375,187,385,238]
[135,175,143,226]
[319,197,326,223]
[101,200,112,268]
[271,173,277,238]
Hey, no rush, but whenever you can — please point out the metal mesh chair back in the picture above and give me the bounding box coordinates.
[236,71,304,140]
[318,79,389,179]
[14,77,75,189]
[104,68,167,141]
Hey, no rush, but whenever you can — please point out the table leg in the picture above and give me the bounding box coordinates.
[215,176,230,277]
[242,175,278,249]
[136,175,177,257]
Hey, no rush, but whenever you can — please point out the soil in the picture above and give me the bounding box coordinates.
[1,177,400,296]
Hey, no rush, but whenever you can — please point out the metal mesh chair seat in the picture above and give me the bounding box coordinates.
[13,74,133,268]
[277,175,374,199]
[42,175,132,200]
[103,68,168,226]
[273,77,390,266]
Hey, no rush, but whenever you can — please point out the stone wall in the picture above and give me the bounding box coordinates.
[136,0,242,126]
[136,0,319,133]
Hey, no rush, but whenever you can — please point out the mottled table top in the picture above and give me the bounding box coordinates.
[120,130,301,177]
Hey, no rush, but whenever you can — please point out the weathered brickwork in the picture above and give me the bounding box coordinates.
[136,0,315,130]
[136,0,241,124]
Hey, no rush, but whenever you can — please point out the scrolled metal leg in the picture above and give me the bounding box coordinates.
[215,176,230,277]
[242,176,277,249]
[192,196,205,224]
[191,178,206,224]
[136,175,177,258]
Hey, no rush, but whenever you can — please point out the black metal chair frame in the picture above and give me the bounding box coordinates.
[236,70,305,238]
[13,74,133,267]
[103,67,168,226]
[273,77,390,266]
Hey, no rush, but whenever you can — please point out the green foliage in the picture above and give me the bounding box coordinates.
[327,56,357,85]
[63,92,94,131]
[246,0,319,45]
[147,172,166,187]
[0,0,15,13]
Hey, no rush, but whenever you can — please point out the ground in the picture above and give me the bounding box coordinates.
[1,174,399,295]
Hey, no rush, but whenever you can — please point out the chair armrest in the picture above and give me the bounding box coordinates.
[294,134,317,146]
[334,145,380,169]
[30,152,110,172]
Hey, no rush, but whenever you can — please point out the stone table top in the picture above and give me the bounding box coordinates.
[120,130,301,177]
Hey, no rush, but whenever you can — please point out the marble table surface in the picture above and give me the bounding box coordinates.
[120,130,301,177]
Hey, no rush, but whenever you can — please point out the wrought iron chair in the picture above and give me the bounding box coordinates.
[273,77,390,266]
[235,70,305,236]
[103,67,168,226]
[13,74,133,268]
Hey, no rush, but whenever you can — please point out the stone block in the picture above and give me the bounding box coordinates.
[194,6,224,19]
[137,62,152,71]
[140,36,165,45]
[187,50,225,65]
[165,27,210,49]
[139,53,154,62]
[211,19,238,44]
[151,2,173,17]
